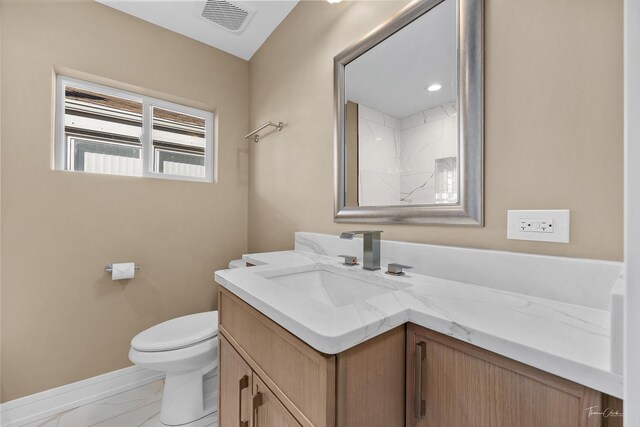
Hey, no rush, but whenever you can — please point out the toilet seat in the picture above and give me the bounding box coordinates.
[132,311,219,352]
[129,336,218,373]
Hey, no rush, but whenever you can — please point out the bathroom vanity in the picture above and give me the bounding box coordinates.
[219,288,618,427]
[218,288,404,427]
[215,233,624,427]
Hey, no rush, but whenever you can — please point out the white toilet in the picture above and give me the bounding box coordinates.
[129,311,219,426]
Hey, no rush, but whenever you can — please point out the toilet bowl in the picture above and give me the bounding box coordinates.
[129,311,219,426]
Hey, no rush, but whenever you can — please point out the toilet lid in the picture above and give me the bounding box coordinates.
[131,311,219,352]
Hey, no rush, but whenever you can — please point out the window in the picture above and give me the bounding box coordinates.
[54,76,214,182]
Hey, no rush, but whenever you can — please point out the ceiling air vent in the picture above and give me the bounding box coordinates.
[201,0,255,34]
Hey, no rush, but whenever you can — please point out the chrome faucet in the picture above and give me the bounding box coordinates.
[339,231,382,271]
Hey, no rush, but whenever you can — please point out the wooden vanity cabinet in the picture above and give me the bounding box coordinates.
[219,288,620,427]
[405,324,604,427]
[217,288,406,427]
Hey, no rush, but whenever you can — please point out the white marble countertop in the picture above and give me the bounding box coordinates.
[215,250,623,398]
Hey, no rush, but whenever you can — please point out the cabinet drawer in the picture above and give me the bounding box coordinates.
[219,288,335,427]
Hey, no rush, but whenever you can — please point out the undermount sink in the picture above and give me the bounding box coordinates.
[258,265,409,308]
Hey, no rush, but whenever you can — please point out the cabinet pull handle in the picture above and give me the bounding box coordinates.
[252,392,263,409]
[252,392,264,427]
[415,341,427,419]
[239,375,249,427]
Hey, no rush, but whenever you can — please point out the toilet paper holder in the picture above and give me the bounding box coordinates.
[105,263,141,273]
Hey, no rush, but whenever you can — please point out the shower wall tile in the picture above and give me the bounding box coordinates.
[399,172,437,204]
[357,102,457,205]
[358,104,401,205]
[359,171,400,206]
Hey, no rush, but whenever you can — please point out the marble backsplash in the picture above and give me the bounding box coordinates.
[358,102,458,205]
[294,232,622,311]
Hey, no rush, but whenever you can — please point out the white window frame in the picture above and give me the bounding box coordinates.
[54,75,215,183]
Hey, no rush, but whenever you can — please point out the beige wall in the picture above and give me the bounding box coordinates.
[0,1,249,401]
[248,0,623,261]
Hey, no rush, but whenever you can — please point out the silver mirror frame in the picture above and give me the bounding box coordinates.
[333,0,483,226]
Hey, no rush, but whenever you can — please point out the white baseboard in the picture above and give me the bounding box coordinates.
[0,365,164,427]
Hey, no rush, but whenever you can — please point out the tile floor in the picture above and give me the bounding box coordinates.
[20,380,216,427]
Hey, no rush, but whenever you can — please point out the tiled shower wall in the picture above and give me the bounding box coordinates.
[358,102,457,205]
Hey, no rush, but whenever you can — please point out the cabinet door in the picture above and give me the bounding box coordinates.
[219,335,253,427]
[252,373,301,427]
[219,288,335,427]
[406,325,602,427]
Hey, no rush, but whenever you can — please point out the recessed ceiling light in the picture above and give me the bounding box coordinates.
[427,83,442,92]
[327,0,342,3]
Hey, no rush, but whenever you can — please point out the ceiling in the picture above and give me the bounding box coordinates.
[345,0,457,119]
[96,0,299,60]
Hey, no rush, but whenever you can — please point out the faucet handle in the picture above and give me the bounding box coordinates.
[340,230,383,239]
[339,255,359,266]
[386,263,413,276]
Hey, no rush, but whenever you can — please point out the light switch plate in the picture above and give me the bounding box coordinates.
[507,210,570,243]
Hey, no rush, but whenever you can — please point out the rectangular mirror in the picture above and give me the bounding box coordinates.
[334,0,483,225]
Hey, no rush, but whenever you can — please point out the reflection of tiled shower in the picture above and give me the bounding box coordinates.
[435,157,457,204]
[357,102,458,205]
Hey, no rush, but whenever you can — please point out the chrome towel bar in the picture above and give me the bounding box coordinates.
[244,121,283,143]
